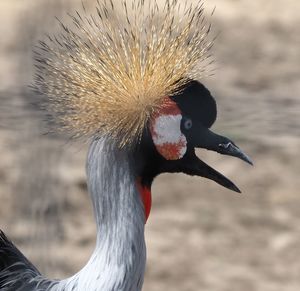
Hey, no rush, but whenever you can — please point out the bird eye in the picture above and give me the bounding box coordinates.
[184,118,193,130]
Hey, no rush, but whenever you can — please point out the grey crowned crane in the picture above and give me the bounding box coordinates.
[0,0,252,290]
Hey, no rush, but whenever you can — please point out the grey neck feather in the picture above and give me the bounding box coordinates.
[54,137,146,291]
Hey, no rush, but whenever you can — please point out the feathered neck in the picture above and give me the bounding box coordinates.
[57,138,146,291]
[88,138,145,232]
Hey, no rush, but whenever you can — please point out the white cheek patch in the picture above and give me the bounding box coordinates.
[152,115,183,144]
[150,114,187,160]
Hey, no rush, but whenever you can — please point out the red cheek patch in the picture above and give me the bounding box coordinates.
[150,97,187,160]
[155,141,187,161]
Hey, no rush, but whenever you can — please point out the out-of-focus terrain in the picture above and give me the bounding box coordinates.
[0,1,299,290]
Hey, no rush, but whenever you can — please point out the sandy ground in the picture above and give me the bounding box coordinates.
[0,1,299,290]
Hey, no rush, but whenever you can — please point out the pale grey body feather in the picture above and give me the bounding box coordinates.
[0,137,146,291]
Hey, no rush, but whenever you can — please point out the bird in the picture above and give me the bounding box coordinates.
[0,0,253,290]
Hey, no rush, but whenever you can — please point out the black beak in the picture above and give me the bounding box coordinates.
[147,123,252,193]
[218,142,253,165]
[181,124,254,192]
[190,124,253,166]
[182,151,242,193]
[157,150,242,193]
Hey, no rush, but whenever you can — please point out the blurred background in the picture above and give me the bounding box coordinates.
[0,0,299,290]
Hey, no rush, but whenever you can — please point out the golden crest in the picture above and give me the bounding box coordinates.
[34,0,213,146]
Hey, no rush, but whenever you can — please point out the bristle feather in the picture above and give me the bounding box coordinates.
[34,0,214,147]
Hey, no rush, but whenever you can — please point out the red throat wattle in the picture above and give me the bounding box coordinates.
[136,179,152,223]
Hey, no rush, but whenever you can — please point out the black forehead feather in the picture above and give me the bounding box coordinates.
[171,80,217,128]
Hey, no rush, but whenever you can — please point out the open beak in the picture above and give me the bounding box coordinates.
[182,125,253,193]
[154,125,253,193]
[180,151,242,193]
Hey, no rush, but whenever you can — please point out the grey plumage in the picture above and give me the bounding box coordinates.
[54,138,146,291]
[0,137,146,291]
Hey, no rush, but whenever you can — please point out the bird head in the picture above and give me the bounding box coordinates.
[138,80,252,193]
[33,1,253,199]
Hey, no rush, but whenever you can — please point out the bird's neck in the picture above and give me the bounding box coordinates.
[63,138,146,291]
[87,138,145,233]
